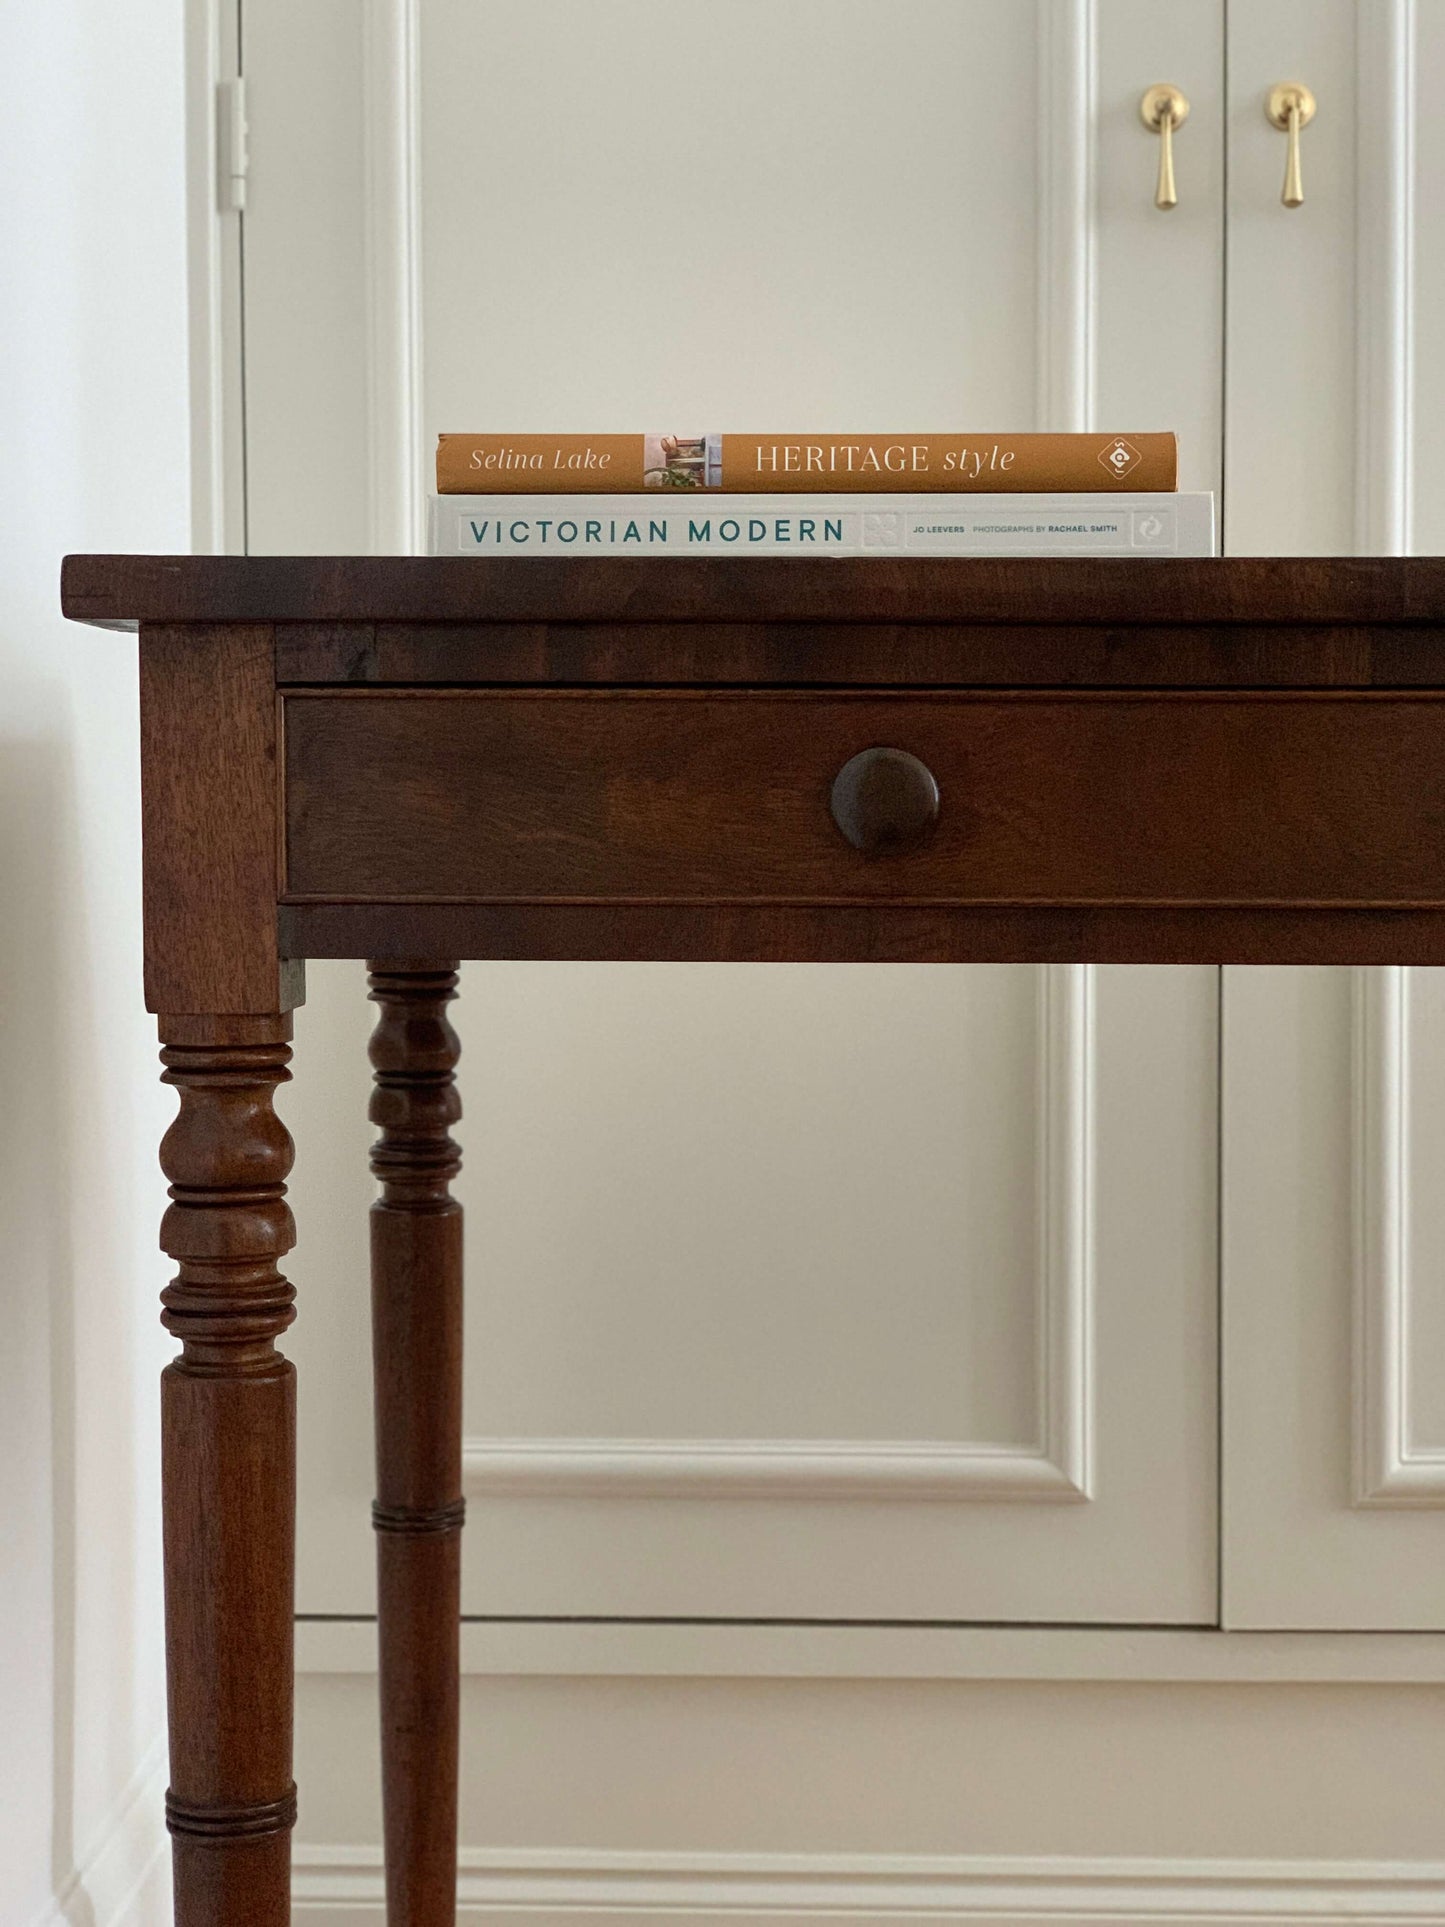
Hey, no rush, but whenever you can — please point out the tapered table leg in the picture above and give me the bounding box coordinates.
[158,1014,298,1926]
[368,961,464,1926]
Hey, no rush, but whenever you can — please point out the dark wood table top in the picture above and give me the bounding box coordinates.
[57,552,1445,626]
[61,553,1445,690]
[64,553,1445,971]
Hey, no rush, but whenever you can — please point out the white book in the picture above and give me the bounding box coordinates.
[429,491,1215,558]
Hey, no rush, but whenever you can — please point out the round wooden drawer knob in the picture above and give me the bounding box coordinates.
[829,747,940,855]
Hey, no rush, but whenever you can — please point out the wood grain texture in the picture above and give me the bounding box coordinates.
[139,624,303,1015]
[369,964,464,1927]
[283,690,1445,911]
[158,1015,297,1927]
[280,900,1445,967]
[61,553,1445,632]
[62,551,1445,1925]
[274,619,1435,690]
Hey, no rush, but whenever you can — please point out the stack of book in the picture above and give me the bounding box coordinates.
[428,431,1214,558]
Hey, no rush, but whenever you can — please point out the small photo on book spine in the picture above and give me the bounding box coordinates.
[643,433,723,489]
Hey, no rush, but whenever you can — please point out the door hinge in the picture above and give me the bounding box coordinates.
[217,77,249,212]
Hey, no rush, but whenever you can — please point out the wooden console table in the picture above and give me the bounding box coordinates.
[61,554,1445,1925]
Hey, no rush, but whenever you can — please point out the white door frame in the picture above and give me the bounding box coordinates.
[186,0,246,553]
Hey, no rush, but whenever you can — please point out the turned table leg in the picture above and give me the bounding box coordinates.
[368,962,465,1925]
[158,1015,298,1926]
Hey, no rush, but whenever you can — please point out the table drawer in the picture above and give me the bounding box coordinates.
[282,690,1445,906]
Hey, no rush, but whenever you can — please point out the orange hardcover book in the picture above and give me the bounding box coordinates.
[436,431,1176,494]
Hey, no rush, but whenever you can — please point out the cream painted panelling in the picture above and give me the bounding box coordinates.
[1223,968,1445,1628]
[290,1671,1445,1919]
[283,962,1216,1619]
[1222,0,1361,556]
[245,0,1225,1623]
[1220,1,1445,1628]
[217,0,1445,1895]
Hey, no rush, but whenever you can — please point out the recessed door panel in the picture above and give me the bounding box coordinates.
[243,0,1224,1621]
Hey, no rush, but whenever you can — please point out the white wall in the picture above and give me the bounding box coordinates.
[0,3,191,1922]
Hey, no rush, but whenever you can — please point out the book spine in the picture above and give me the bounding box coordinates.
[436,432,1177,495]
[430,493,1214,558]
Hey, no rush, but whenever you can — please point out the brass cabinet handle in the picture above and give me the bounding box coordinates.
[1266,82,1317,207]
[1140,84,1190,210]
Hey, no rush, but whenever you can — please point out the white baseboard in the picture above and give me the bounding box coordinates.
[291,1847,1445,1925]
[31,1735,170,1927]
[296,1619,1445,1683]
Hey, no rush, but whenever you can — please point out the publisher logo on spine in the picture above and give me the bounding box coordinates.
[1098,437,1142,480]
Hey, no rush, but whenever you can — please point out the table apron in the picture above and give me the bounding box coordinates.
[280,689,1445,921]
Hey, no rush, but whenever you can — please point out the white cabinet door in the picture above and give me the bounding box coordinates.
[1224,969,1445,1628]
[242,0,1224,1621]
[1221,1,1445,1626]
